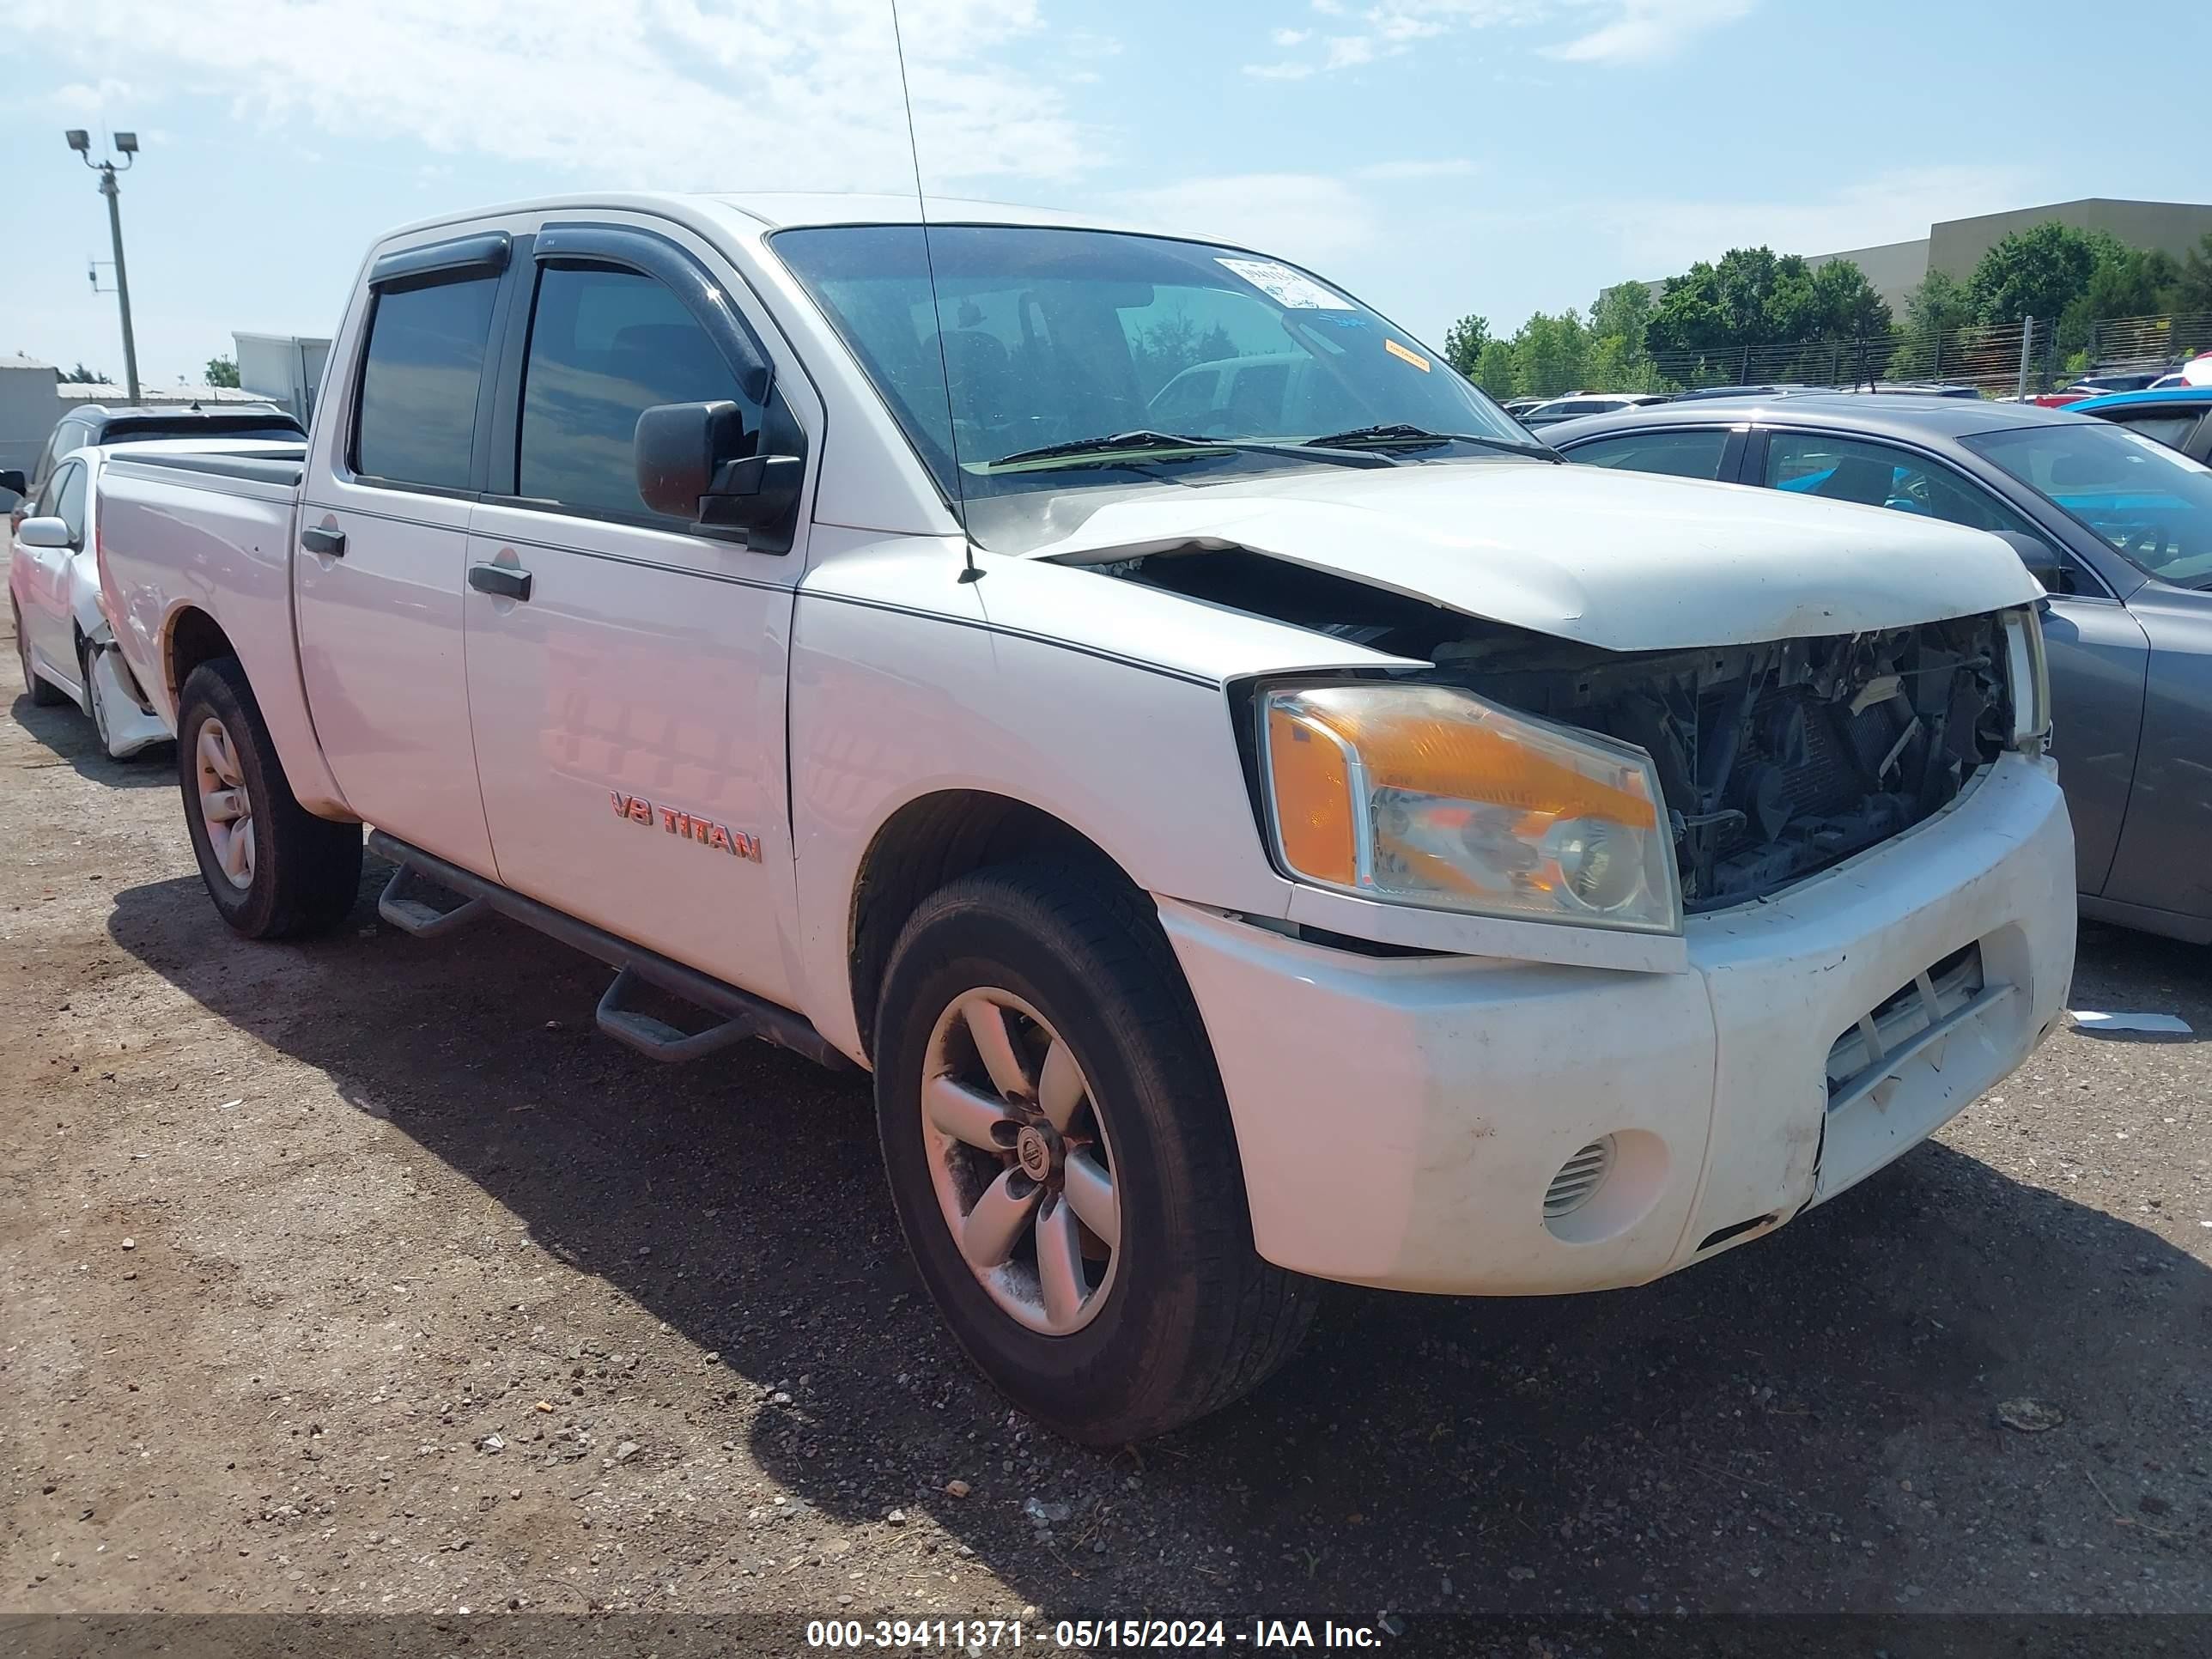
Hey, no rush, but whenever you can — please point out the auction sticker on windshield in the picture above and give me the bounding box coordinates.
[1216,258,1353,309]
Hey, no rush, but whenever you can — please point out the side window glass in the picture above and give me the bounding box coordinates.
[1567,429,1730,481]
[56,462,88,544]
[33,461,70,517]
[353,273,501,490]
[2107,412,2198,450]
[1149,368,1218,425]
[1764,432,2036,537]
[517,264,760,525]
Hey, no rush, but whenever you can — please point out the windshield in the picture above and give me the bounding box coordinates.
[1963,421,2212,586]
[772,223,1530,538]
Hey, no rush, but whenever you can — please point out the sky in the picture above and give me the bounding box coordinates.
[4,0,2208,388]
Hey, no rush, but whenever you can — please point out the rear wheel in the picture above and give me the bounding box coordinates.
[12,599,67,706]
[177,657,362,938]
[874,863,1316,1443]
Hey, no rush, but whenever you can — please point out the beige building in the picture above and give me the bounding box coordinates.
[1812,198,2212,311]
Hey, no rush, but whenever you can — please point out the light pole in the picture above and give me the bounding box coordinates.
[66,129,141,404]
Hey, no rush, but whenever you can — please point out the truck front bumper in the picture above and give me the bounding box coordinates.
[1164,752,2074,1296]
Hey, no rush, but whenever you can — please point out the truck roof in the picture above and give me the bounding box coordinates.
[375,191,1154,246]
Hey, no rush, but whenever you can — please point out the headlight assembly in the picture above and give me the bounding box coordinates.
[2001,606,2051,746]
[1260,682,1682,934]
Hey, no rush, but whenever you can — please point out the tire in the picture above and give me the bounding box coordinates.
[874,862,1316,1443]
[13,599,68,706]
[81,637,120,756]
[176,657,362,939]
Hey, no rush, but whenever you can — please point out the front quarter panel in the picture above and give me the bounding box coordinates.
[2095,586,2212,922]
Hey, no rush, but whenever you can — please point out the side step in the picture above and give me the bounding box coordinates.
[378,863,489,939]
[596,966,754,1064]
[366,830,854,1073]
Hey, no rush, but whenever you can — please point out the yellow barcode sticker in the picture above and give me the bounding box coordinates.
[1385,338,1431,372]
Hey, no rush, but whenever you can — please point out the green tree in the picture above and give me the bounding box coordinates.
[1965,221,2124,325]
[60,362,106,384]
[1472,337,1517,398]
[1647,260,1732,356]
[1583,281,1654,388]
[1809,259,1893,339]
[204,355,241,388]
[1442,314,1490,377]
[1903,269,1974,337]
[2060,246,2183,352]
[2177,232,2212,313]
[1512,310,1588,398]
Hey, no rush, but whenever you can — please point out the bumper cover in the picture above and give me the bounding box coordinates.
[1164,752,2074,1295]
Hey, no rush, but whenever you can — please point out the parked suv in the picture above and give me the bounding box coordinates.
[10,402,306,535]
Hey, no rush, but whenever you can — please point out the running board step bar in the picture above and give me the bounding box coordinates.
[377,863,489,939]
[595,966,752,1064]
[367,830,854,1073]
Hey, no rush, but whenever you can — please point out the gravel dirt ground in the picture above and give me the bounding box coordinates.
[3,610,2209,1654]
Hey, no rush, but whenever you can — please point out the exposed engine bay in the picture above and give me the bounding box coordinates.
[1096,545,2013,913]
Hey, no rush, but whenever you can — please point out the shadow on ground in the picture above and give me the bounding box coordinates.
[105,869,2210,1620]
[9,690,174,788]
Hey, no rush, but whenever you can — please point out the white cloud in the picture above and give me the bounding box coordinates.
[1599,165,2033,276]
[1355,157,1478,180]
[51,77,135,113]
[6,0,1094,192]
[1255,0,1755,77]
[1112,173,1381,267]
[1540,0,1756,64]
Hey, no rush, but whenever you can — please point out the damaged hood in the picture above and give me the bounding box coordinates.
[1024,461,2043,650]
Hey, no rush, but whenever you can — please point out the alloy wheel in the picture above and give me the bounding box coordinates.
[920,988,1121,1334]
[195,716,256,890]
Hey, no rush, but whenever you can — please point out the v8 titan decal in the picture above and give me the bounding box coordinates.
[610,792,764,862]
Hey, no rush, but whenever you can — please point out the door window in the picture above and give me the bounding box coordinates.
[1763,431,2038,536]
[1565,428,1731,481]
[2100,410,2200,451]
[55,461,88,545]
[516,264,761,526]
[353,273,501,490]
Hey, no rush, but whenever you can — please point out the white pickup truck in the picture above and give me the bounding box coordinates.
[96,193,2075,1443]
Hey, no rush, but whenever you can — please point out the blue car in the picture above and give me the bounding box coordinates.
[2068,385,2212,463]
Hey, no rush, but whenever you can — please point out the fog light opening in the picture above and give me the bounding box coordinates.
[1544,1137,1615,1219]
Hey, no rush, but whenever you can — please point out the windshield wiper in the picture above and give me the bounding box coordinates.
[987,429,1394,471]
[1301,422,1560,461]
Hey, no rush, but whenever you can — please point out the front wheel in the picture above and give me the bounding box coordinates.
[176,657,362,938]
[874,864,1316,1443]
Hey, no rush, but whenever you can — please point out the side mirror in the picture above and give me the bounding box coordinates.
[16,514,72,550]
[1990,530,2075,597]
[634,399,803,553]
[0,470,26,498]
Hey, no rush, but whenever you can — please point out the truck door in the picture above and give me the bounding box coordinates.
[461,223,810,1006]
[295,234,511,878]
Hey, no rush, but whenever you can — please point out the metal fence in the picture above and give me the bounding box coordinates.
[1616,308,2210,399]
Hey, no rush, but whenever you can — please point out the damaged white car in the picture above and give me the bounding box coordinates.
[9,438,303,757]
[93,197,2074,1442]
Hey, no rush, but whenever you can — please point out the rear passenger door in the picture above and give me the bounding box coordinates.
[462,222,813,1006]
[295,232,511,878]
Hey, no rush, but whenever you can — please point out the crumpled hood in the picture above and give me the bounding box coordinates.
[1025,461,2044,650]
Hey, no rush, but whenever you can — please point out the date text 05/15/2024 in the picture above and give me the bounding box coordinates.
[804,1618,1386,1649]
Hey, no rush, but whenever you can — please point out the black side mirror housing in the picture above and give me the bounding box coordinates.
[635,400,750,519]
[0,470,26,498]
[634,399,803,553]
[1990,529,2075,597]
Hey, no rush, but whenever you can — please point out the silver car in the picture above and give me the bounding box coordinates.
[1544,393,2212,943]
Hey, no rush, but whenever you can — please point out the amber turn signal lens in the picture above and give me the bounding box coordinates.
[1267,700,1358,885]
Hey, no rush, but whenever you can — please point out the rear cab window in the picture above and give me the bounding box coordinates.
[352,274,502,491]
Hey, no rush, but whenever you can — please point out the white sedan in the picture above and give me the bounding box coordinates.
[9,439,304,758]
